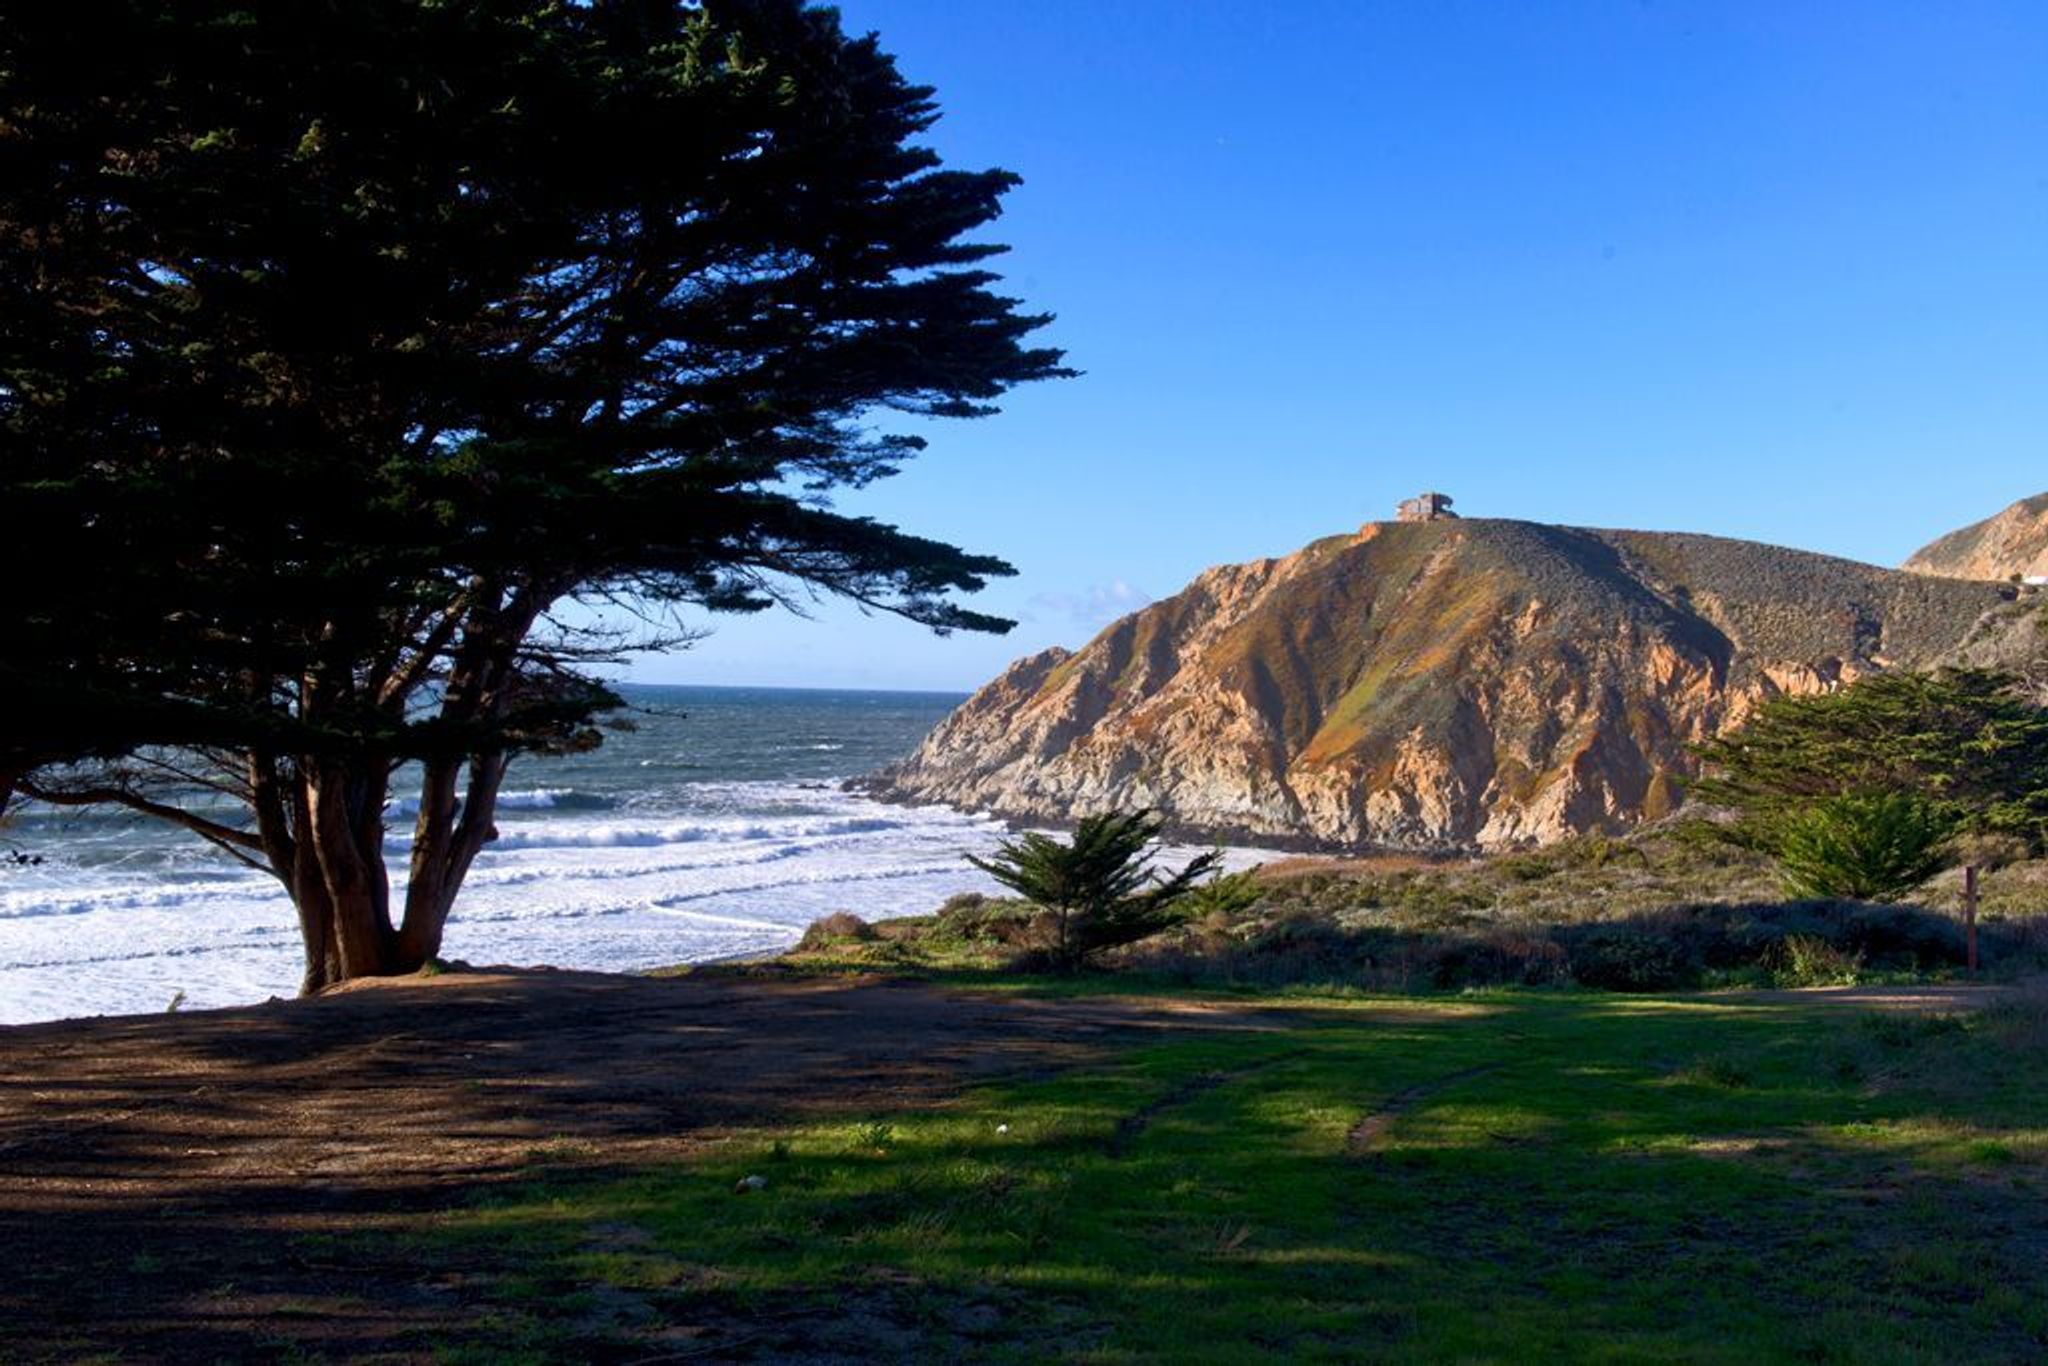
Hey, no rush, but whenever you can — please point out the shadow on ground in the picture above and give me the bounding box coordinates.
[0,968,1295,1361]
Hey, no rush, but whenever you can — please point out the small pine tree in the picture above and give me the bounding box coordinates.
[1769,790,1956,901]
[966,811,1221,970]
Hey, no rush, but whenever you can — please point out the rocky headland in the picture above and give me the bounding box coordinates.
[868,516,2044,851]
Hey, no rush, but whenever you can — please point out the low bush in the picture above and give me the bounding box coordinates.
[1767,933,1865,987]
[798,911,876,949]
[1113,895,1993,993]
[1564,929,1692,992]
[933,893,1045,947]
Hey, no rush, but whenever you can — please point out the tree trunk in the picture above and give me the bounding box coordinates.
[285,757,418,994]
[266,588,541,994]
[397,750,511,966]
[258,741,515,993]
[389,587,538,976]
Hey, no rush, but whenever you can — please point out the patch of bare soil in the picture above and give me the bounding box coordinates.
[0,967,1287,1363]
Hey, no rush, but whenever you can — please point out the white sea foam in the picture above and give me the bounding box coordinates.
[383,787,606,818]
[0,777,1269,1026]
[427,814,909,852]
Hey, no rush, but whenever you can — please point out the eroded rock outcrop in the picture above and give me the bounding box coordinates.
[869,519,2040,850]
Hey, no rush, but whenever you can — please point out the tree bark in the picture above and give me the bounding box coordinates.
[283,756,421,993]
[154,590,552,994]
[389,585,541,972]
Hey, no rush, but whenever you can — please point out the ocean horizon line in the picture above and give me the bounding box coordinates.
[612,679,973,701]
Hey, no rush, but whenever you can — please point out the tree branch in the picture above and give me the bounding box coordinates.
[18,779,268,854]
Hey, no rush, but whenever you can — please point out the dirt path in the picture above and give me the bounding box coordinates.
[0,968,1286,1362]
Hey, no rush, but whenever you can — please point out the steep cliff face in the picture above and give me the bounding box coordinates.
[1905,492,2048,582]
[870,519,2035,850]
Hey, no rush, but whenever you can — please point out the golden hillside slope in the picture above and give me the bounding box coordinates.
[871,518,2042,850]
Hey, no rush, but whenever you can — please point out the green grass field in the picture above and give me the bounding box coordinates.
[397,983,2048,1363]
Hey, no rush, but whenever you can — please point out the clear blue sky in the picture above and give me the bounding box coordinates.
[626,0,2048,692]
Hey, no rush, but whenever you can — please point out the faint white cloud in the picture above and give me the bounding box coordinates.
[1027,579,1152,628]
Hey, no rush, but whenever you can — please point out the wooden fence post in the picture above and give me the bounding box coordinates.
[1964,863,1979,975]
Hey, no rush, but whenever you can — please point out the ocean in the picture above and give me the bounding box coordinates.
[0,684,1256,1025]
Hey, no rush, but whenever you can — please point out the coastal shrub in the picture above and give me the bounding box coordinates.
[905,832,2041,990]
[1497,853,1558,883]
[1386,877,1496,919]
[1245,911,1362,976]
[1565,929,1692,992]
[1572,900,1965,978]
[1767,934,1865,988]
[1556,833,1648,871]
[1428,930,1571,990]
[1112,895,2003,993]
[799,912,876,949]
[1947,832,2037,872]
[933,894,1043,947]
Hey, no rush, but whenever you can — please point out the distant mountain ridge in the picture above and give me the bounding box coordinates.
[1905,492,2048,583]
[869,517,2043,851]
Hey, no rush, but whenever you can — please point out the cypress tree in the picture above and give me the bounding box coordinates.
[0,1,1069,990]
[1689,669,2048,895]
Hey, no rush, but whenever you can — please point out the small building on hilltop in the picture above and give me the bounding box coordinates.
[1396,491,1458,523]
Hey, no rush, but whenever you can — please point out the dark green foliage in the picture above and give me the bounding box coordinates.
[1564,930,1693,991]
[1128,891,1987,992]
[1766,933,1865,988]
[966,812,1221,970]
[1770,791,1956,901]
[0,0,1066,985]
[1690,669,2048,853]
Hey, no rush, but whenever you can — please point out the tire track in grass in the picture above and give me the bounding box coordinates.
[1345,1064,1503,1156]
[1107,1048,1309,1158]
